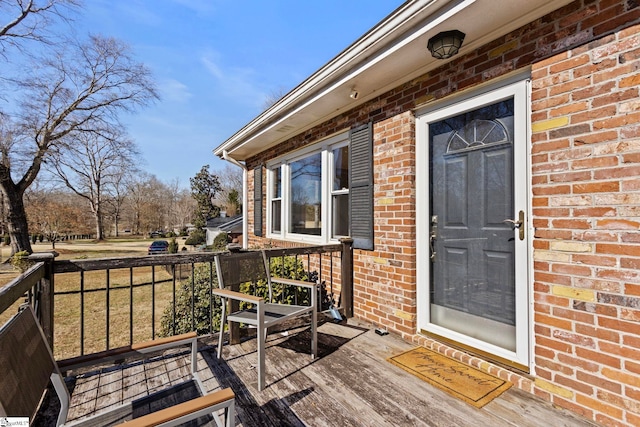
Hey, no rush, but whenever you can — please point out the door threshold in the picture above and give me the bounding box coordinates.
[420,329,531,376]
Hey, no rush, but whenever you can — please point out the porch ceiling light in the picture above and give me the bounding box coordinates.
[427,30,465,59]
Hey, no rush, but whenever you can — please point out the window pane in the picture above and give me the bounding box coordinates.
[271,200,281,233]
[272,167,281,198]
[333,146,349,191]
[332,194,349,237]
[289,153,322,235]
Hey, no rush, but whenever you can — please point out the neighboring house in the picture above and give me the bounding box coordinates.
[205,215,242,246]
[214,1,640,425]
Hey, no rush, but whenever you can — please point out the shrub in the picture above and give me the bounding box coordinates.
[159,264,222,337]
[185,229,205,246]
[159,254,318,337]
[212,232,228,251]
[11,251,34,273]
[254,256,312,306]
[168,237,178,254]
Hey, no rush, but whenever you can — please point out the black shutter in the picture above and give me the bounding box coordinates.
[349,122,374,250]
[254,165,263,237]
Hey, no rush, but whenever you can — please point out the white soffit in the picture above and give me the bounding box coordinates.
[215,0,573,161]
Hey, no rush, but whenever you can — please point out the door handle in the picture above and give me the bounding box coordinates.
[430,215,437,262]
[503,210,525,241]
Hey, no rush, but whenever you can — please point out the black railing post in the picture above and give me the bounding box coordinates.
[340,238,354,318]
[29,252,57,350]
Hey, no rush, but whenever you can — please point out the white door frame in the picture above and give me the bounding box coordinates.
[416,78,532,368]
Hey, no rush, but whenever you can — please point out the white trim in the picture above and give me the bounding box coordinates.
[221,151,248,249]
[265,132,349,245]
[416,78,531,368]
[525,78,535,376]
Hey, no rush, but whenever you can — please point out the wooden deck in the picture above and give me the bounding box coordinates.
[39,318,599,426]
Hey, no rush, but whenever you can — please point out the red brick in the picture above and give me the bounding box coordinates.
[576,370,621,393]
[599,317,640,336]
[555,374,594,395]
[600,341,640,361]
[575,347,621,369]
[594,164,640,180]
[536,335,572,354]
[572,207,616,217]
[572,155,618,169]
[572,254,617,267]
[551,263,592,277]
[596,243,640,257]
[552,307,594,325]
[626,283,640,296]
[551,396,593,420]
[535,313,573,331]
[575,323,620,343]
[573,181,619,194]
[551,219,591,229]
[602,366,640,388]
[575,394,623,420]
[574,130,619,145]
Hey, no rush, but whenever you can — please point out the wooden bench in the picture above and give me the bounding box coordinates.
[0,305,235,426]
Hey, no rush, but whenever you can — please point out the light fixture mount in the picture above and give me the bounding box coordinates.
[427,30,465,59]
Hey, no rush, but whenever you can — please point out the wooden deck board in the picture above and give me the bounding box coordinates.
[42,318,599,427]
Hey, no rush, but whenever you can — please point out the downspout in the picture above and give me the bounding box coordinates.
[222,150,248,249]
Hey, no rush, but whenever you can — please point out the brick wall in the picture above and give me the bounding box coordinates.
[530,22,640,426]
[353,112,417,333]
[242,1,640,425]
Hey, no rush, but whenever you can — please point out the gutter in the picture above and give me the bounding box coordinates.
[222,150,248,249]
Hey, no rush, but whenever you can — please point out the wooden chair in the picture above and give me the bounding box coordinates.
[0,305,235,427]
[212,250,318,391]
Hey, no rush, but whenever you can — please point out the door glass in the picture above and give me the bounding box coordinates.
[429,99,516,351]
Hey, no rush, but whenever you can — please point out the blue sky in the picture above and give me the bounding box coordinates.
[77,0,401,187]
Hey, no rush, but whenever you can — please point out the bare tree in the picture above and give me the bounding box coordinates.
[25,187,90,248]
[0,34,157,253]
[173,188,195,233]
[125,173,167,236]
[165,177,181,232]
[49,130,138,240]
[0,0,80,58]
[261,86,288,110]
[103,162,131,237]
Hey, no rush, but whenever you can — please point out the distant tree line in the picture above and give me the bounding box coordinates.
[0,162,243,250]
[15,174,193,246]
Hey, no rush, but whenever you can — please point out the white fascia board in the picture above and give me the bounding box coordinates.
[213,0,469,158]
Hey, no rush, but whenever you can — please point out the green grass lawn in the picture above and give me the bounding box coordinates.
[0,238,184,360]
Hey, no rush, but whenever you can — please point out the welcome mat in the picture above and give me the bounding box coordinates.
[388,347,511,408]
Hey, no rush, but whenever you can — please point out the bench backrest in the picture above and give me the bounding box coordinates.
[0,306,65,423]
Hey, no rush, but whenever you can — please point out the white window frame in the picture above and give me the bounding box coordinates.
[267,162,283,236]
[266,132,349,244]
[329,141,350,240]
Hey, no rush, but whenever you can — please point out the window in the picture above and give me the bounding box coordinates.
[290,152,322,235]
[332,145,349,238]
[267,133,349,243]
[271,167,282,234]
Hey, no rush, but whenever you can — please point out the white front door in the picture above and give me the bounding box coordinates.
[416,79,530,369]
